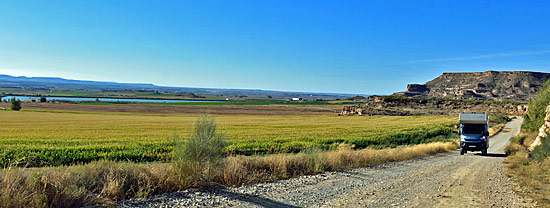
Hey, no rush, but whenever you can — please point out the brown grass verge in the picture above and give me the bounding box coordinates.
[0,161,182,208]
[1,142,457,207]
[221,142,457,186]
[505,131,550,207]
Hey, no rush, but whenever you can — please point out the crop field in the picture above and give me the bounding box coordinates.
[0,110,457,167]
[0,102,344,115]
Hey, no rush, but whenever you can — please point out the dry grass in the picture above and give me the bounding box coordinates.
[505,131,550,206]
[0,160,181,208]
[489,123,505,137]
[221,142,457,187]
[1,142,457,207]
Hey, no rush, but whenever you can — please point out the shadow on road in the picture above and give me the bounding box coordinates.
[473,153,507,158]
[206,184,301,208]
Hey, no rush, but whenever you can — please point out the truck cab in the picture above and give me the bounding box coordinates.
[459,112,489,155]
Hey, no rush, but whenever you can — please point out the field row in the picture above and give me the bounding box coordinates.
[0,110,457,167]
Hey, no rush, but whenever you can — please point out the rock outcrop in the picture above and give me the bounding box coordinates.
[339,96,528,116]
[529,105,550,151]
[393,71,550,101]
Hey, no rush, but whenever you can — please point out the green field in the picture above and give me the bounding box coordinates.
[78,100,365,106]
[0,110,456,167]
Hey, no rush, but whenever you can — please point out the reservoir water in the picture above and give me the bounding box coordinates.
[0,96,222,103]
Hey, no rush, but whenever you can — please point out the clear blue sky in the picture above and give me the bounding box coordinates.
[1,1,550,95]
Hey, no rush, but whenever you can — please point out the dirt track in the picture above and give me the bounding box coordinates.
[119,118,536,207]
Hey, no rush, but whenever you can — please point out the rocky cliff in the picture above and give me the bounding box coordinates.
[339,96,528,116]
[393,71,550,101]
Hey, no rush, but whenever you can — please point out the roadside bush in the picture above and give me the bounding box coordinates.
[530,135,550,162]
[10,97,21,111]
[172,115,227,187]
[489,112,511,125]
[523,79,550,131]
[505,143,522,156]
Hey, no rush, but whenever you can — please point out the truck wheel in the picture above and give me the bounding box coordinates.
[482,148,487,156]
[460,148,465,155]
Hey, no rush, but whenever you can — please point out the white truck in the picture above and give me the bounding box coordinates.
[459,112,489,155]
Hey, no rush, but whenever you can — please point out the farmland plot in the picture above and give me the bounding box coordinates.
[0,110,456,167]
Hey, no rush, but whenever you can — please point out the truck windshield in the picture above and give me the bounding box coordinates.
[462,124,485,134]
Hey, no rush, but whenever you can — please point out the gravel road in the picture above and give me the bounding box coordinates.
[118,118,536,207]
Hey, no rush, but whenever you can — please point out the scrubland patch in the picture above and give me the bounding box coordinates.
[505,131,550,206]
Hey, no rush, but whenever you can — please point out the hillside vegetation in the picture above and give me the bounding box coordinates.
[523,79,550,131]
[506,79,550,206]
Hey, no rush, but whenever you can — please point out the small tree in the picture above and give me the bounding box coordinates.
[40,95,47,103]
[173,115,227,186]
[10,97,21,111]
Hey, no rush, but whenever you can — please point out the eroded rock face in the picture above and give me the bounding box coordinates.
[407,84,429,93]
[529,105,550,151]
[393,71,550,101]
[339,96,527,116]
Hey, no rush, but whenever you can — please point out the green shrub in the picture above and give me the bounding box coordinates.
[530,135,550,162]
[172,115,227,186]
[523,79,550,131]
[10,97,21,111]
[489,112,511,125]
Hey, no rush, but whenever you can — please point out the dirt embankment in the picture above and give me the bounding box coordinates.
[115,118,536,207]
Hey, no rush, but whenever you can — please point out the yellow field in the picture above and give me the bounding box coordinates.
[0,110,456,167]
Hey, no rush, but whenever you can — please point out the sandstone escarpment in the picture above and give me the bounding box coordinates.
[339,96,528,116]
[393,71,550,101]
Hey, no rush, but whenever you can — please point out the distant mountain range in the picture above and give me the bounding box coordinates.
[0,74,362,99]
